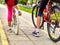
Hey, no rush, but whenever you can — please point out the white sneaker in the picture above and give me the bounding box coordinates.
[32,31,39,37]
[7,27,12,32]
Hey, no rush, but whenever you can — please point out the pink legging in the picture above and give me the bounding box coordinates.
[7,5,13,22]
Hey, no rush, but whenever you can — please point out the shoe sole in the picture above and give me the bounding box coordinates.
[32,33,40,37]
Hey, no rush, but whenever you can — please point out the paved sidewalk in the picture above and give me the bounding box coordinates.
[0,4,60,45]
[0,20,9,45]
[5,11,60,45]
[0,36,2,45]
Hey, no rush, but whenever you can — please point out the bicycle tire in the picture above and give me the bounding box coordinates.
[14,15,19,35]
[32,5,44,28]
[47,6,60,42]
[14,16,19,35]
[12,9,19,35]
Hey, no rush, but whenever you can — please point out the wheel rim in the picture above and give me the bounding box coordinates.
[47,6,60,42]
[49,24,60,39]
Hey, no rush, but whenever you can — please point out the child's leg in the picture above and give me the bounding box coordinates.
[7,5,13,28]
[14,5,19,10]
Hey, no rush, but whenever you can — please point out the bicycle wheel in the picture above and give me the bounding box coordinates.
[12,9,19,35]
[32,5,44,28]
[47,6,60,42]
[12,15,19,35]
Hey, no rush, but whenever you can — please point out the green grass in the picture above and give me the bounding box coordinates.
[19,6,32,13]
[52,13,60,21]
